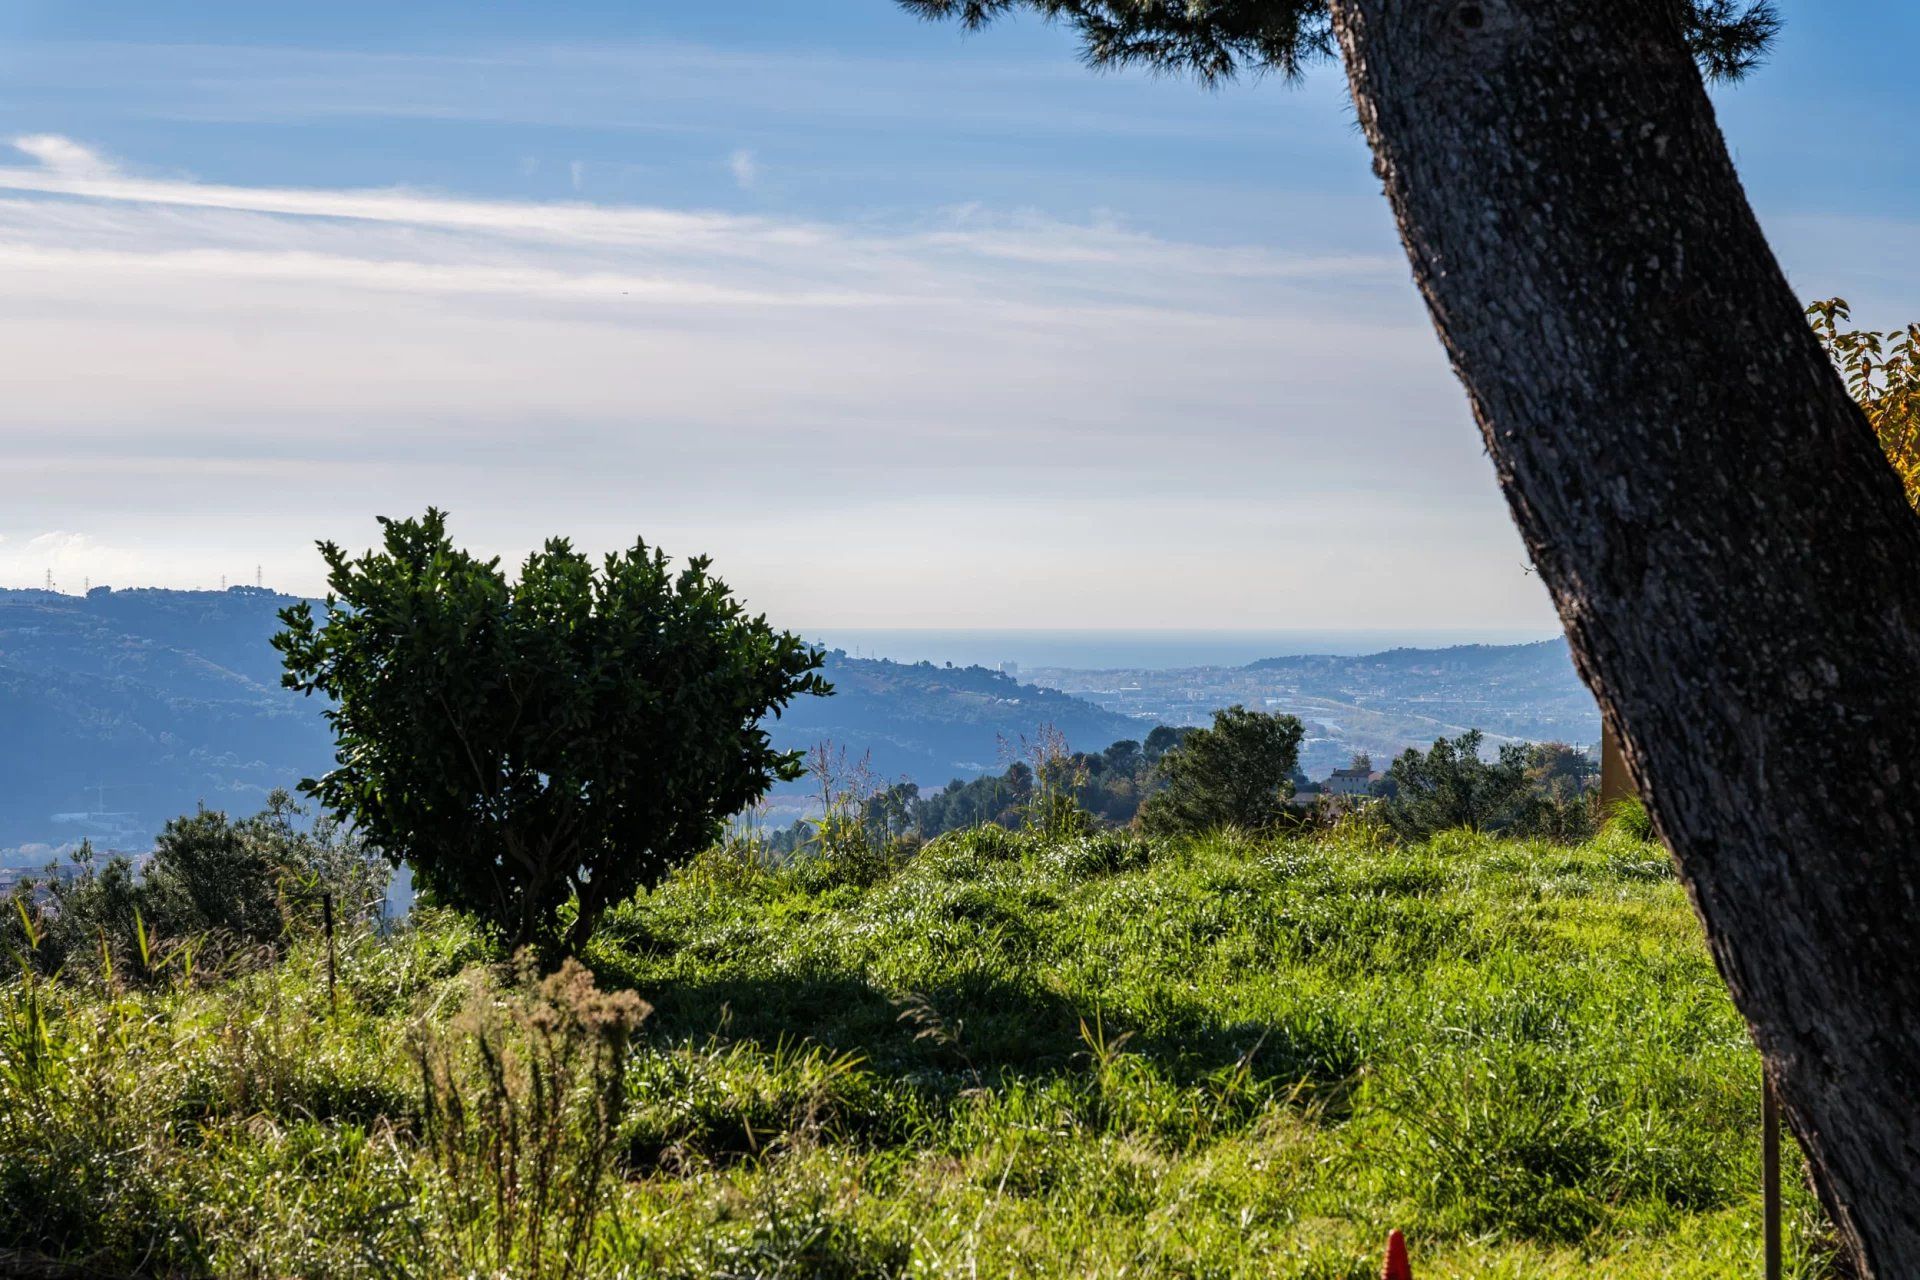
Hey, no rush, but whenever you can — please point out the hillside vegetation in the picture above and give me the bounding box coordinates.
[1,824,1834,1278]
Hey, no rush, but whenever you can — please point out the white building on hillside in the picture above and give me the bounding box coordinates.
[1324,765,1379,797]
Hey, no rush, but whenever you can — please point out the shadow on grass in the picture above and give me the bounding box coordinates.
[619,966,1366,1094]
[631,969,1086,1076]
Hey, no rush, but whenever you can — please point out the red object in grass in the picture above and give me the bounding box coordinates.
[1382,1229,1412,1280]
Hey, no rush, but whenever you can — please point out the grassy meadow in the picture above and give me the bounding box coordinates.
[1,823,1840,1278]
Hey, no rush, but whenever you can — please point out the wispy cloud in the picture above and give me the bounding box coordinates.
[8,134,118,178]
[0,136,1547,626]
[0,137,1405,313]
[728,148,758,191]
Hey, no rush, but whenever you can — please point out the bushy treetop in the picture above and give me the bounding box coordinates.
[275,510,829,953]
[1138,704,1302,835]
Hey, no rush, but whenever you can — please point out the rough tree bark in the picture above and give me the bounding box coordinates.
[1325,0,1920,1270]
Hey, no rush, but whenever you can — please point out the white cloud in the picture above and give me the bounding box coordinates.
[0,532,166,591]
[729,148,758,191]
[9,134,118,178]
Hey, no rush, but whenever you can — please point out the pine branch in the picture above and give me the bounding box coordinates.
[899,0,1780,85]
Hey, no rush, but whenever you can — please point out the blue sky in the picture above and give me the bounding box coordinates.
[1,1,1914,631]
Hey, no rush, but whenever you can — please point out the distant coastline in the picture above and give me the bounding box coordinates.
[809,628,1563,672]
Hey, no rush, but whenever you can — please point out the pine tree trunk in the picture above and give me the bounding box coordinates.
[1326,1,1920,1271]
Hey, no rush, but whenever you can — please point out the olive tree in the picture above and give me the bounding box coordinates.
[275,510,829,954]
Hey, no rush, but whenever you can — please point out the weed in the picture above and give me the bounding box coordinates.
[411,955,649,1280]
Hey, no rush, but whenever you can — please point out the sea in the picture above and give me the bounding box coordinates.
[807,628,1561,672]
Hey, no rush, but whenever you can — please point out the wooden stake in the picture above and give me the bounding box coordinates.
[1599,719,1633,809]
[322,890,337,1021]
[1764,1078,1783,1280]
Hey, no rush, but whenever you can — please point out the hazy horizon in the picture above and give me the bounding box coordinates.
[0,579,1560,671]
[807,627,1563,671]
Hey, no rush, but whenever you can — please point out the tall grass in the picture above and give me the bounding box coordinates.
[0,827,1842,1278]
[412,955,648,1279]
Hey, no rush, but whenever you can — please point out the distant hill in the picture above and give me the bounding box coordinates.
[0,587,330,854]
[1243,639,1587,723]
[1247,638,1578,682]
[0,589,1589,855]
[0,588,1140,855]
[776,653,1141,784]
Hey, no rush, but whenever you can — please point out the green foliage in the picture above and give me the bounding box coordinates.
[898,765,1030,837]
[1380,731,1529,841]
[765,728,1188,857]
[1379,734,1603,844]
[1604,796,1658,843]
[1,828,1836,1277]
[899,0,1779,84]
[1682,0,1785,79]
[1515,742,1602,844]
[1138,705,1303,836]
[142,793,359,945]
[274,509,830,954]
[787,744,917,893]
[1009,724,1095,839]
[1142,724,1190,760]
[905,732,1180,838]
[7,793,384,980]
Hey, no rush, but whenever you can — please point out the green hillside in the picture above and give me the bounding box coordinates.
[0,826,1835,1277]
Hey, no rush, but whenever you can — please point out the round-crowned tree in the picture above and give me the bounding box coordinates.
[274,510,830,953]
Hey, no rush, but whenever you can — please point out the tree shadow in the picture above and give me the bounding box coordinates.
[619,966,1364,1094]
[601,960,1376,1176]
[629,968,1086,1078]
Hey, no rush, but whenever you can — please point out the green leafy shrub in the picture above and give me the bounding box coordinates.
[8,792,384,983]
[1379,731,1534,841]
[275,508,829,954]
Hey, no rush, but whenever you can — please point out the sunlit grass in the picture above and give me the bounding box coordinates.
[1,827,1840,1277]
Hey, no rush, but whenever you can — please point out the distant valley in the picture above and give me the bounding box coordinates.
[0,587,1596,857]
[0,588,1136,857]
[1026,639,1598,778]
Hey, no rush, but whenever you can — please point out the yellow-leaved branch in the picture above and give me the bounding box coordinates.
[1810,298,1920,512]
